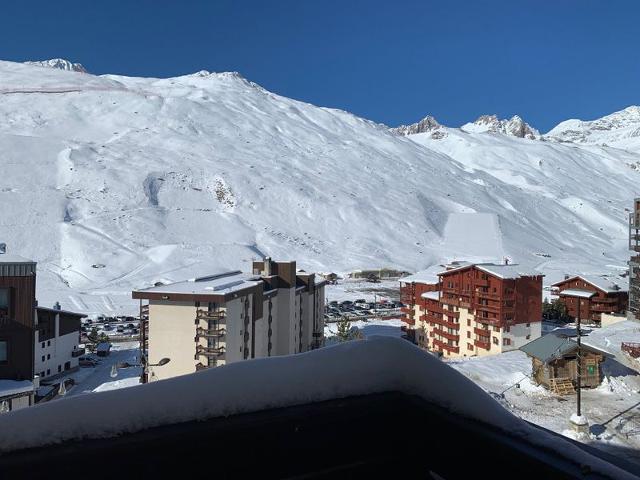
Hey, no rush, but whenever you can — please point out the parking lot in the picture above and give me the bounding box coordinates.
[324,299,403,322]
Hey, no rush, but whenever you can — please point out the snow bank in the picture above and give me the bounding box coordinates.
[0,337,635,478]
[0,380,34,398]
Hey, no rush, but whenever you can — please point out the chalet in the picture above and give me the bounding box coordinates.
[520,333,607,394]
[552,275,628,326]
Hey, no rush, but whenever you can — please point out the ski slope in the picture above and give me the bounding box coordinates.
[1,59,639,313]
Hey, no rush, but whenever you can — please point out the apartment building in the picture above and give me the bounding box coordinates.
[552,275,628,326]
[400,261,543,358]
[630,198,640,321]
[0,249,85,410]
[132,258,326,382]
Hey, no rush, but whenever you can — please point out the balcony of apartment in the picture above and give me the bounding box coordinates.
[404,315,416,326]
[195,309,227,324]
[474,303,501,314]
[475,290,500,300]
[433,328,459,342]
[195,345,226,358]
[591,305,617,313]
[474,278,489,287]
[593,297,618,304]
[474,338,491,350]
[474,316,501,327]
[473,327,491,338]
[441,309,460,319]
[195,327,226,340]
[430,316,460,330]
[432,338,459,354]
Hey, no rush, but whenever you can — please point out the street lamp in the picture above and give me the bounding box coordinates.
[561,288,596,434]
[112,357,170,378]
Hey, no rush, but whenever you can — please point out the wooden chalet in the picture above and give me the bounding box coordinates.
[520,333,607,394]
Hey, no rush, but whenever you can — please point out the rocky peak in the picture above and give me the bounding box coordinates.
[463,114,539,139]
[392,115,443,136]
[24,58,87,73]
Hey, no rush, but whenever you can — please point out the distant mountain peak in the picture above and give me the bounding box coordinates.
[24,58,87,73]
[547,105,640,146]
[392,115,445,138]
[462,114,539,139]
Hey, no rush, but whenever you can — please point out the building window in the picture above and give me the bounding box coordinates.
[47,340,51,347]
[467,331,471,338]
[47,354,51,360]
[41,355,45,362]
[57,365,61,373]
[492,337,499,345]
[0,340,7,363]
[526,335,531,340]
[0,288,9,318]
[526,323,530,327]
[41,342,45,348]
[467,343,474,351]
[503,338,511,346]
[467,319,471,327]
[46,369,50,376]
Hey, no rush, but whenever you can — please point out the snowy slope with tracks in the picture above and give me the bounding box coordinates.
[0,60,639,313]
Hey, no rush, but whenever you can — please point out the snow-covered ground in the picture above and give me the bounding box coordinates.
[448,321,640,464]
[50,341,141,399]
[1,60,640,316]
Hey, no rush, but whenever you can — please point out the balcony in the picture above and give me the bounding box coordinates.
[474,327,491,338]
[591,305,617,313]
[475,290,500,300]
[433,328,459,342]
[195,345,226,358]
[430,317,460,330]
[441,309,460,319]
[195,309,226,323]
[432,338,459,354]
[400,307,413,315]
[474,339,490,350]
[474,279,489,287]
[195,327,226,339]
[474,316,501,327]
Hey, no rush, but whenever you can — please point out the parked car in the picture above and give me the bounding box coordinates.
[116,326,125,333]
[78,357,98,367]
[126,323,135,329]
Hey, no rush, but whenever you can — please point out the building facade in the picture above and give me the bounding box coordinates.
[34,306,85,379]
[132,258,326,382]
[552,275,628,325]
[630,198,640,321]
[401,262,543,358]
[0,250,84,411]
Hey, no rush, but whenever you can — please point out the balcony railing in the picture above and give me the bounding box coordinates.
[195,327,226,339]
[474,339,490,350]
[433,328,459,342]
[195,345,226,358]
[195,310,226,322]
[432,338,459,354]
[474,327,491,337]
[429,317,460,330]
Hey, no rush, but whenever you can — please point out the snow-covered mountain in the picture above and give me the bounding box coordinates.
[461,114,539,139]
[546,105,640,149]
[24,58,87,73]
[0,59,638,314]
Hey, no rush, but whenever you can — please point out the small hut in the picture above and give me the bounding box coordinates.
[520,334,607,394]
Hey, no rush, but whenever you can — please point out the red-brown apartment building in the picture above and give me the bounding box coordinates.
[552,275,628,325]
[400,261,544,358]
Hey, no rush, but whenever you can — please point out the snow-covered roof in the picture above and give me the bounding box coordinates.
[96,342,111,352]
[0,253,34,264]
[0,380,34,398]
[421,291,440,301]
[438,262,542,280]
[520,334,608,363]
[134,271,261,296]
[557,288,597,299]
[399,265,441,285]
[0,337,631,478]
[553,275,627,293]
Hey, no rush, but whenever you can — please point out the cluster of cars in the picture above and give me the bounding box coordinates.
[324,299,403,321]
[81,315,140,336]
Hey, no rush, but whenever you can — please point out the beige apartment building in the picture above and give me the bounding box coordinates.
[132,259,326,382]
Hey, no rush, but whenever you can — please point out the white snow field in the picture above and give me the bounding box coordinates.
[1,59,640,314]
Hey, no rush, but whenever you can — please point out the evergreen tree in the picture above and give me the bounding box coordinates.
[87,327,99,352]
[336,316,353,342]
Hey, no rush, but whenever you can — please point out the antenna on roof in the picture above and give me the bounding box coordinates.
[0,243,6,254]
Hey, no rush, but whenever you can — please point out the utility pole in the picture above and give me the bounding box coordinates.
[569,290,595,434]
[576,297,582,417]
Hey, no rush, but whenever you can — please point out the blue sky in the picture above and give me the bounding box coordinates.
[2,1,639,132]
